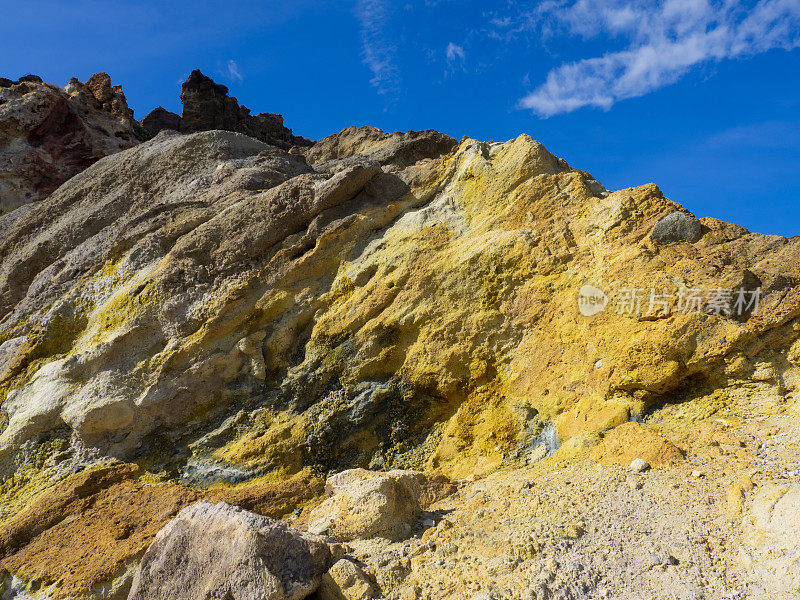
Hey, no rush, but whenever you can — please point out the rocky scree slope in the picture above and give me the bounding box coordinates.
[0,122,798,599]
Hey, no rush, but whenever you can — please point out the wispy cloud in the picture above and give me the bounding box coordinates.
[701,120,800,150]
[446,42,466,64]
[355,0,400,97]
[517,0,800,117]
[224,59,243,83]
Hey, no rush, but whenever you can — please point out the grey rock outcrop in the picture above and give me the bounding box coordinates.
[651,211,702,244]
[127,501,331,600]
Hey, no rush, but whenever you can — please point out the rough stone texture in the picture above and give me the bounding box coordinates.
[127,501,331,600]
[0,119,799,598]
[651,210,703,244]
[1,125,798,466]
[0,127,798,481]
[0,74,141,210]
[306,125,457,169]
[140,106,181,137]
[741,484,800,599]
[0,463,322,599]
[590,422,684,468]
[317,558,374,600]
[308,469,421,541]
[179,69,311,149]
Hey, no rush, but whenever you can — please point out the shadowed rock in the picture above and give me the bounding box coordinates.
[127,501,331,600]
[0,73,141,209]
[140,106,182,137]
[179,69,312,149]
[651,211,702,244]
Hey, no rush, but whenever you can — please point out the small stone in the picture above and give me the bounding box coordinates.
[627,475,643,490]
[691,470,704,478]
[630,458,651,473]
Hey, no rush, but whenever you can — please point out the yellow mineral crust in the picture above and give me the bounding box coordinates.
[0,128,798,597]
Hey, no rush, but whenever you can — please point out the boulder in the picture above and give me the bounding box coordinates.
[127,501,331,600]
[317,558,374,600]
[308,469,421,541]
[651,211,702,244]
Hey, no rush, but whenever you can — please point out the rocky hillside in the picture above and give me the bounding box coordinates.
[0,77,798,600]
[0,70,310,213]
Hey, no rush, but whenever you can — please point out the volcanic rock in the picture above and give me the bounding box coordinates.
[0,73,141,210]
[127,501,331,600]
[140,106,181,136]
[0,115,799,599]
[651,210,702,244]
[308,469,421,541]
[318,558,374,600]
[179,69,311,149]
[306,125,457,169]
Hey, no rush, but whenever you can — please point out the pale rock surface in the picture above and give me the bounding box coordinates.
[308,469,421,541]
[317,558,374,600]
[741,484,800,599]
[127,501,331,600]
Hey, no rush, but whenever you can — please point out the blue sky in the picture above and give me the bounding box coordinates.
[2,0,799,235]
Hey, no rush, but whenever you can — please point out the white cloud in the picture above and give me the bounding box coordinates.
[356,0,400,97]
[518,0,800,117]
[224,59,243,83]
[446,42,466,63]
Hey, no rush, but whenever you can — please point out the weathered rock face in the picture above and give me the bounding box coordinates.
[128,501,331,600]
[0,120,798,598]
[0,126,798,480]
[0,74,142,210]
[306,125,458,169]
[179,69,312,149]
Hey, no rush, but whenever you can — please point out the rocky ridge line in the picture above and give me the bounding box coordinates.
[140,69,313,149]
